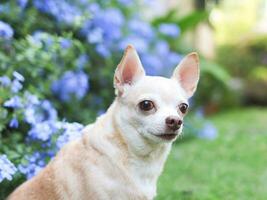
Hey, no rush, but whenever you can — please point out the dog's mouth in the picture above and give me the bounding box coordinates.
[154,133,178,140]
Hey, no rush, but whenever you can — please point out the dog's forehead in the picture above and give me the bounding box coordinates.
[127,76,186,102]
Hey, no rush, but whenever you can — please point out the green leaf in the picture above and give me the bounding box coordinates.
[153,10,210,33]
[177,11,210,32]
[201,59,231,86]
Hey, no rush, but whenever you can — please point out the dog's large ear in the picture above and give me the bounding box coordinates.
[114,45,145,95]
[171,53,200,98]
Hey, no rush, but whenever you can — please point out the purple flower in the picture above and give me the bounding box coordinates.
[168,52,182,68]
[0,155,17,182]
[198,122,218,140]
[0,21,14,40]
[0,76,11,87]
[28,122,54,141]
[76,54,89,70]
[60,38,72,49]
[24,107,36,124]
[33,0,82,25]
[24,92,40,105]
[88,3,100,14]
[11,79,23,93]
[18,152,46,179]
[13,71,25,82]
[97,8,124,38]
[159,23,180,38]
[142,54,163,76]
[87,28,103,44]
[84,8,124,44]
[4,96,23,109]
[129,19,154,39]
[87,2,101,15]
[119,36,148,54]
[96,44,110,58]
[38,100,58,122]
[8,71,25,93]
[155,40,170,56]
[51,71,89,102]
[9,117,19,128]
[17,0,28,9]
[56,122,84,149]
[24,100,57,124]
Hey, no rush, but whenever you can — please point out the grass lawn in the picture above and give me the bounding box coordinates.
[156,107,267,200]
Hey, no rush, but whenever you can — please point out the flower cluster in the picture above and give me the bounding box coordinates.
[0,20,13,40]
[33,0,84,25]
[30,0,182,76]
[19,119,84,179]
[1,72,85,180]
[20,119,84,179]
[51,71,89,102]
[159,23,180,37]
[18,152,46,180]
[1,71,24,94]
[0,155,17,182]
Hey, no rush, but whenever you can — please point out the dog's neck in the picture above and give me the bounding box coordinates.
[87,101,172,198]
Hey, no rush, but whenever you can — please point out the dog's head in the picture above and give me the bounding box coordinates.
[113,45,199,145]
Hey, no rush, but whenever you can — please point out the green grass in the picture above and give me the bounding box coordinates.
[156,107,267,200]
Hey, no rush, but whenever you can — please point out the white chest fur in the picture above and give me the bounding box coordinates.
[128,144,171,199]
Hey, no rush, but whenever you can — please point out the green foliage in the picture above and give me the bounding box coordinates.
[153,9,209,32]
[157,108,267,200]
[153,6,235,111]
[216,35,267,105]
[249,66,267,82]
[245,66,267,105]
[217,36,267,76]
[0,34,102,123]
[201,59,230,84]
[194,58,241,111]
[177,11,210,32]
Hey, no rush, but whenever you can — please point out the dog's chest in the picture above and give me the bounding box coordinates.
[83,156,159,200]
[128,157,166,199]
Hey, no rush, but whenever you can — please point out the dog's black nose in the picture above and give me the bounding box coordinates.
[165,116,183,131]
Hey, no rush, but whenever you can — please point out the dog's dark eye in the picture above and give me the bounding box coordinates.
[139,100,155,111]
[179,103,188,114]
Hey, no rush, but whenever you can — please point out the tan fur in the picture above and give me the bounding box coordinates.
[8,103,161,200]
[8,46,199,200]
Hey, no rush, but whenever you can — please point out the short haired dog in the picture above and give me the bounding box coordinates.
[8,45,199,200]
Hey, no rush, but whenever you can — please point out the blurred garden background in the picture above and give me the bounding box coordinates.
[0,0,267,199]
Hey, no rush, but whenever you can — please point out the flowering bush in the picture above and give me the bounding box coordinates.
[0,0,217,197]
